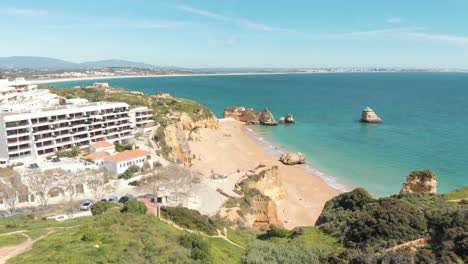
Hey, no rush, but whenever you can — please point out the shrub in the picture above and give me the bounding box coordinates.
[408,169,437,181]
[258,225,291,240]
[118,165,140,179]
[91,201,119,215]
[161,206,218,235]
[242,242,321,264]
[56,147,81,158]
[114,142,133,152]
[81,228,99,241]
[121,200,148,215]
[178,233,211,263]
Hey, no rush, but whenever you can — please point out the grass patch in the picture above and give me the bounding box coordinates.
[0,234,28,247]
[209,237,246,264]
[446,186,468,200]
[289,226,344,254]
[161,206,219,236]
[226,228,252,249]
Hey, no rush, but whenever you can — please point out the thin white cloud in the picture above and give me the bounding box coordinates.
[0,8,48,16]
[177,5,227,21]
[177,5,295,33]
[325,27,423,38]
[237,19,295,33]
[409,33,468,45]
[386,17,402,24]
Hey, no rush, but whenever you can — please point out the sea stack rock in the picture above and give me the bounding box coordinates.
[360,107,383,123]
[279,117,286,123]
[239,108,261,124]
[284,114,295,124]
[279,152,306,165]
[224,106,246,120]
[400,170,438,194]
[259,108,277,126]
[188,127,204,141]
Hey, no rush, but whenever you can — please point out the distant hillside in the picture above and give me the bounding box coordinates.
[0,56,158,69]
[0,56,77,69]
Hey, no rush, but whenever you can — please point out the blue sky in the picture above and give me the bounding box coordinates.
[1,0,468,68]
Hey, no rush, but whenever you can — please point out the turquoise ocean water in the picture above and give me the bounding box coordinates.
[46,72,468,196]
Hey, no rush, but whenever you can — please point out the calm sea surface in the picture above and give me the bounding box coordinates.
[46,72,468,196]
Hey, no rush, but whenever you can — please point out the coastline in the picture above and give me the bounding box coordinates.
[188,120,339,229]
[31,71,307,85]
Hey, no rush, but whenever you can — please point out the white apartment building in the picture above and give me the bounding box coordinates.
[0,102,134,166]
[0,78,59,113]
[0,79,156,167]
[130,106,155,133]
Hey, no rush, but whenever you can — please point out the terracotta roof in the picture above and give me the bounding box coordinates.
[83,151,109,161]
[91,141,114,149]
[104,149,149,163]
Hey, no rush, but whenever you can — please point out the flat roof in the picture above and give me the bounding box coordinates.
[82,151,109,161]
[104,149,149,163]
[91,141,114,149]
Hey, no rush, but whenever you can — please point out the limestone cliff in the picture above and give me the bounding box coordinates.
[159,123,191,165]
[219,166,285,230]
[400,170,438,194]
[188,127,204,141]
[179,112,219,131]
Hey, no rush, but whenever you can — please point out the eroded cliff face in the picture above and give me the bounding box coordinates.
[219,166,285,230]
[250,166,285,202]
[162,123,191,165]
[179,112,219,131]
[158,111,218,165]
[400,175,438,194]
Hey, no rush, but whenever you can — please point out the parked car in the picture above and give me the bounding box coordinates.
[118,196,129,203]
[107,196,118,203]
[80,200,94,210]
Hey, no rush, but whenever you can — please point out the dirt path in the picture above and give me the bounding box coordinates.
[159,217,245,249]
[0,226,81,264]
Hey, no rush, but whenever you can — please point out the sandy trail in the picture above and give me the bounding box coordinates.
[0,226,81,264]
[188,120,339,229]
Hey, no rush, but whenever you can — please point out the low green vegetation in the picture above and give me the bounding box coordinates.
[160,206,219,236]
[446,186,468,200]
[121,200,148,215]
[118,165,141,179]
[316,188,468,263]
[114,141,133,152]
[90,201,121,215]
[55,146,80,158]
[4,208,245,264]
[0,233,28,247]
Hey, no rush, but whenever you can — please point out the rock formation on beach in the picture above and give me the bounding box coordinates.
[285,114,295,124]
[239,108,261,124]
[279,152,306,165]
[224,106,277,125]
[400,170,438,194]
[259,108,277,126]
[188,127,204,141]
[223,106,246,120]
[360,107,383,123]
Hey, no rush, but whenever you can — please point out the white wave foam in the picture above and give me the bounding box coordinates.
[244,127,353,192]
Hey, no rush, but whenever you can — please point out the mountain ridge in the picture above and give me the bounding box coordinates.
[0,56,160,69]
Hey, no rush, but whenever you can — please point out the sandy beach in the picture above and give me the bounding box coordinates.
[31,72,311,85]
[188,120,339,229]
